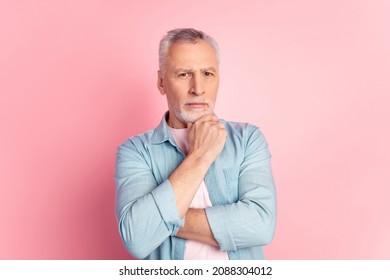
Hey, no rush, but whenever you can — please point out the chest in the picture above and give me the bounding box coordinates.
[147,142,243,205]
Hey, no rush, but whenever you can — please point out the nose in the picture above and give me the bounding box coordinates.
[189,74,205,96]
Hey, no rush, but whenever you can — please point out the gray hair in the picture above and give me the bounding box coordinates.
[159,28,220,75]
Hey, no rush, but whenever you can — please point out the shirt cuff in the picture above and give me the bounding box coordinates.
[205,206,237,252]
[151,179,184,234]
[172,215,185,236]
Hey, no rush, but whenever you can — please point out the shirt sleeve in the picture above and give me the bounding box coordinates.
[205,125,277,252]
[115,140,184,259]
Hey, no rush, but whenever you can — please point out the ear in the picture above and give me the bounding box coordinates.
[157,70,166,95]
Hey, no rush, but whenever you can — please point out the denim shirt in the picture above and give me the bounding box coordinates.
[115,114,277,260]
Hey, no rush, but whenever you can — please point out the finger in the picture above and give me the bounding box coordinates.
[196,114,218,124]
[210,121,226,129]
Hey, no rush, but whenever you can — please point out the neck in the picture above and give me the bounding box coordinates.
[167,113,187,129]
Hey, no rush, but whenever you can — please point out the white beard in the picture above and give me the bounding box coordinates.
[173,104,214,123]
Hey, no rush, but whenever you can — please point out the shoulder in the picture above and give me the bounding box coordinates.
[222,120,264,138]
[222,119,256,130]
[118,127,157,153]
[222,120,270,155]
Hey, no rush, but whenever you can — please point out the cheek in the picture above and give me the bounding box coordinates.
[167,79,188,93]
[166,91,184,107]
[170,84,189,101]
[209,84,219,102]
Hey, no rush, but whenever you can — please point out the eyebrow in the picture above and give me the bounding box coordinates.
[174,67,217,73]
[174,68,193,73]
[201,67,217,72]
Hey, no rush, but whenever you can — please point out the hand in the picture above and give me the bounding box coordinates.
[187,114,227,164]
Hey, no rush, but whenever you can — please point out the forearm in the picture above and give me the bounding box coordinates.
[170,114,227,218]
[169,150,212,218]
[176,208,218,246]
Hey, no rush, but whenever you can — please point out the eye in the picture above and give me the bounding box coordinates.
[204,71,214,77]
[178,72,190,78]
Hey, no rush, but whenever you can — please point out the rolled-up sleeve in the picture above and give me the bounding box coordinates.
[115,141,183,259]
[205,126,277,252]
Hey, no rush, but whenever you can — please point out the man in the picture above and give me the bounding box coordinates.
[115,28,276,260]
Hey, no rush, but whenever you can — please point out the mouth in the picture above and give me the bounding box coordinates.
[185,102,208,109]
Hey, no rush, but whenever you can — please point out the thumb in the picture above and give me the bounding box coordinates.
[187,122,193,130]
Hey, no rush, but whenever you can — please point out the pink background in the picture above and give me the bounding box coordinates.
[1,0,389,259]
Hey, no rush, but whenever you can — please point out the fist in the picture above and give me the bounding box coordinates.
[187,114,227,164]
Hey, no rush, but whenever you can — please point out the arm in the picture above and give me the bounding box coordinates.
[176,208,218,246]
[115,115,226,258]
[206,126,277,251]
[169,114,227,218]
[177,126,277,252]
[115,142,181,259]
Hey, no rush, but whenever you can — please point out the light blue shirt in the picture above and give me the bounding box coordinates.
[115,114,277,259]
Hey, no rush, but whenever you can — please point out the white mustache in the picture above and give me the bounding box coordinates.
[184,100,209,104]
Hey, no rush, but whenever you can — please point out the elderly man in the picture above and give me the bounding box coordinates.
[115,28,277,260]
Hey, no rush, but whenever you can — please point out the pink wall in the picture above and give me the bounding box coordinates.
[1,0,389,259]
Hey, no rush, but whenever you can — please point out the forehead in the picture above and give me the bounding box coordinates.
[166,40,218,69]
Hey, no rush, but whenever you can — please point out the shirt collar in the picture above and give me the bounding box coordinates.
[151,112,177,146]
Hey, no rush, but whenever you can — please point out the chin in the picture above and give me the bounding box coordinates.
[179,110,211,123]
